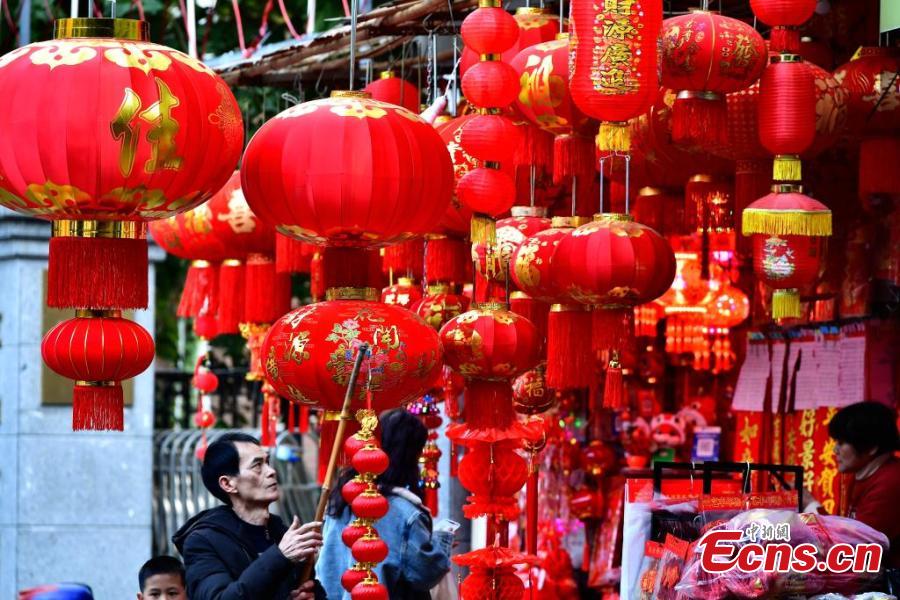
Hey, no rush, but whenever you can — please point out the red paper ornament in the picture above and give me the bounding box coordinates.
[242,92,452,248]
[511,216,591,303]
[351,445,390,476]
[750,0,817,52]
[0,19,243,310]
[412,285,471,331]
[460,5,520,55]
[351,579,389,600]
[351,487,391,520]
[460,114,523,163]
[381,239,424,280]
[758,54,816,182]
[513,365,554,415]
[341,565,373,594]
[661,11,767,146]
[460,6,562,76]
[570,0,663,152]
[363,70,419,112]
[833,47,900,135]
[458,444,529,519]
[462,61,520,109]
[456,167,517,218]
[342,476,370,505]
[42,311,155,430]
[351,534,389,564]
[342,519,373,548]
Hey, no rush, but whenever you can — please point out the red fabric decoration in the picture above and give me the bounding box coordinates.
[42,312,155,430]
[263,297,442,412]
[457,167,517,217]
[460,6,561,76]
[546,305,593,391]
[350,579,389,600]
[341,566,373,594]
[460,114,522,163]
[351,487,390,520]
[458,444,529,519]
[342,477,370,505]
[217,259,245,333]
[509,292,549,347]
[570,0,662,152]
[424,235,469,283]
[351,445,390,476]
[381,239,424,280]
[462,61,520,109]
[859,137,900,205]
[341,519,372,548]
[351,534,389,564]
[243,253,291,324]
[833,47,900,136]
[0,24,243,310]
[750,0,816,52]
[242,92,452,247]
[363,71,419,112]
[381,278,423,309]
[275,235,316,274]
[473,206,551,283]
[513,364,554,415]
[758,55,816,182]
[511,217,587,302]
[412,285,471,330]
[453,546,539,600]
[460,5,519,55]
[661,12,766,146]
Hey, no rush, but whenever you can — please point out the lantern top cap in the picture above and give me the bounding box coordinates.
[396,277,415,286]
[772,183,803,194]
[426,283,451,294]
[516,6,547,14]
[472,301,508,311]
[592,213,634,223]
[772,53,803,63]
[677,90,721,102]
[638,186,665,196]
[54,18,149,41]
[331,90,372,99]
[551,215,591,228]
[325,287,379,301]
[379,70,396,79]
[508,291,531,300]
[555,32,569,41]
[510,206,548,218]
[478,0,502,7]
[74,308,122,318]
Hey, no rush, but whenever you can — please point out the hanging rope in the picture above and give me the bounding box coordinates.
[131,0,145,20]
[245,0,275,57]
[232,0,248,54]
[277,0,302,40]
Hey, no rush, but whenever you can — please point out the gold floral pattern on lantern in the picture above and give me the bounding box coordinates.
[209,83,243,146]
[30,44,97,69]
[330,99,387,120]
[26,180,90,210]
[104,44,172,74]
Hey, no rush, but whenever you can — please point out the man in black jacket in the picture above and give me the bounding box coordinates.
[173,433,322,600]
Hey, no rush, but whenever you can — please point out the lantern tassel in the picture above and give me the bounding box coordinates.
[48,235,148,310]
[424,486,439,516]
[602,358,625,410]
[596,122,631,154]
[671,94,727,146]
[770,26,801,53]
[773,155,802,182]
[546,306,593,390]
[509,293,549,350]
[73,382,124,431]
[178,260,219,318]
[741,209,832,236]
[470,213,496,247]
[275,234,314,274]
[554,134,596,183]
[244,254,291,324]
[591,307,634,354]
[425,235,468,284]
[772,288,801,319]
[217,259,244,334]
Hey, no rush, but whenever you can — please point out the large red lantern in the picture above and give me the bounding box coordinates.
[661,11,766,146]
[242,92,452,248]
[750,0,817,52]
[42,311,155,430]
[758,54,816,182]
[381,278,423,309]
[834,47,900,135]
[742,186,831,319]
[262,290,443,412]
[570,0,662,152]
[363,70,419,113]
[0,18,243,310]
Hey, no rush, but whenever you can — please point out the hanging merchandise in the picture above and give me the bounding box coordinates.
[453,546,540,600]
[412,283,470,331]
[472,206,551,284]
[750,0,817,52]
[0,18,244,430]
[742,185,832,319]
[460,6,561,76]
[381,278,422,309]
[758,53,817,182]
[569,0,662,153]
[192,355,218,461]
[275,234,317,275]
[407,394,443,515]
[660,9,767,147]
[513,363,554,415]
[363,70,420,112]
[381,238,425,282]
[656,251,708,358]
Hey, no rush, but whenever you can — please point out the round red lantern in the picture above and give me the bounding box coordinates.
[42,311,155,430]
[342,476,370,505]
[742,186,831,319]
[363,70,419,113]
[513,364,554,415]
[462,62,520,109]
[661,11,767,146]
[341,518,372,548]
[460,6,562,76]
[473,206,551,283]
[570,0,663,152]
[758,54,816,182]
[0,18,243,311]
[750,0,817,52]
[834,47,900,135]
[412,285,471,331]
[262,290,443,412]
[453,547,539,600]
[459,114,523,163]
[341,565,373,594]
[351,445,390,476]
[351,534,389,564]
[511,216,591,303]
[457,443,529,519]
[351,487,391,520]
[381,278,423,309]
[351,578,389,600]
[242,91,452,248]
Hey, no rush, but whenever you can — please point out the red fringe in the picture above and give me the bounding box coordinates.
[553,134,595,185]
[73,384,124,431]
[514,124,554,171]
[526,466,538,555]
[450,443,459,478]
[287,402,297,433]
[244,254,291,324]
[671,95,728,147]
[217,260,245,334]
[178,261,219,318]
[275,234,315,274]
[463,380,517,432]
[382,239,425,280]
[735,160,772,260]
[603,361,625,410]
[509,294,549,351]
[323,247,373,290]
[591,308,634,354]
[424,236,468,284]
[310,252,325,301]
[48,236,148,309]
[424,487,439,516]
[317,416,361,484]
[546,307,593,390]
[770,27,801,53]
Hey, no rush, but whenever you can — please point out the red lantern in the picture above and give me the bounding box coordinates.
[460,114,523,163]
[758,54,816,182]
[341,565,373,594]
[242,92,452,248]
[342,476,370,505]
[412,285,471,331]
[351,578,389,600]
[473,206,551,283]
[461,6,562,76]
[570,0,663,152]
[351,487,391,520]
[750,0,817,52]
[513,365,554,415]
[457,444,529,519]
[351,445,390,476]
[262,290,443,412]
[351,534,389,564]
[381,278,423,309]
[342,519,372,548]
[511,216,591,302]
[0,18,243,311]
[42,311,155,430]
[453,546,538,600]
[363,70,419,113]
[833,47,900,135]
[661,11,766,146]
[742,186,831,319]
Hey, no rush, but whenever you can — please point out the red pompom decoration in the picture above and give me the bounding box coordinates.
[758,55,816,182]
[460,570,524,600]
[456,168,517,217]
[460,114,522,163]
[462,61,520,108]
[351,534,389,564]
[460,6,520,55]
[351,445,390,476]
[351,488,390,520]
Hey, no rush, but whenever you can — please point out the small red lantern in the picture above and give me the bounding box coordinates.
[351,577,389,600]
[42,311,155,430]
[758,54,816,182]
[453,546,538,600]
[457,444,529,519]
[351,487,391,520]
[742,186,831,319]
[412,285,471,331]
[750,0,817,52]
[342,519,372,548]
[341,565,373,594]
[834,47,900,135]
[473,206,551,282]
[513,364,554,415]
[511,216,590,303]
[381,278,423,309]
[351,445,390,476]
[363,70,420,113]
[570,0,663,152]
[351,534,390,564]
[242,92,452,248]
[460,6,562,76]
[661,11,766,146]
[342,476,370,505]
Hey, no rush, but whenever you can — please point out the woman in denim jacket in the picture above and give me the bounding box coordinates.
[316,409,453,599]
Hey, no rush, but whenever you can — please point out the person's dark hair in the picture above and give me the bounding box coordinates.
[138,556,185,591]
[200,432,260,504]
[828,401,900,456]
[328,408,428,516]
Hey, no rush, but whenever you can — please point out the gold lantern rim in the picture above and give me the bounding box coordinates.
[54,18,149,41]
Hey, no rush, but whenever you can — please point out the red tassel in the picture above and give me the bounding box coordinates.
[275,234,315,274]
[514,123,554,171]
[546,306,593,390]
[526,461,538,555]
[287,402,297,433]
[217,259,245,334]
[382,239,425,280]
[859,137,900,204]
[310,252,325,301]
[299,406,309,434]
[464,380,517,432]
[602,358,625,410]
[509,293,549,351]
[260,392,280,447]
[48,236,148,309]
[591,307,634,355]
[244,254,291,324]
[450,443,459,478]
[553,134,595,184]
[178,260,219,318]
[193,314,218,340]
[671,93,728,147]
[72,383,124,431]
[424,235,468,284]
[323,247,374,290]
[424,487,439,516]
[735,160,772,260]
[770,26,800,53]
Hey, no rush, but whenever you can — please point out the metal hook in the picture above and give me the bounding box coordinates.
[422,12,438,33]
[315,68,327,96]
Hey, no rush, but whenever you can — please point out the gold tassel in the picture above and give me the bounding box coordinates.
[773,155,802,182]
[742,209,832,236]
[470,213,496,246]
[772,289,801,319]
[597,122,631,153]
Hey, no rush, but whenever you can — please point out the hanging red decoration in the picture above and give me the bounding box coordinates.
[381,278,423,309]
[570,0,662,152]
[460,114,523,164]
[381,238,424,281]
[412,284,471,331]
[750,0,817,52]
[758,54,816,182]
[363,70,420,113]
[833,47,900,135]
[42,310,155,430]
[350,577,389,600]
[742,186,832,319]
[458,444,529,519]
[242,91,452,248]
[453,546,539,600]
[513,364,554,415]
[351,486,391,520]
[660,11,766,147]
[460,6,562,76]
[473,206,551,283]
[275,234,317,274]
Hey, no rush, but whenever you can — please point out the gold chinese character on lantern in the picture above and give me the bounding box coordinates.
[740,416,759,447]
[801,439,816,491]
[601,42,633,65]
[799,409,816,439]
[600,15,638,40]
[605,0,637,15]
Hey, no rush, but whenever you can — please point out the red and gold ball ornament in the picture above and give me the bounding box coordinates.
[473,206,551,282]
[513,364,554,415]
[742,186,831,319]
[262,289,442,413]
[381,277,423,309]
[242,91,452,248]
[457,443,529,519]
[570,0,663,152]
[460,6,561,76]
[660,11,766,146]
[758,54,816,182]
[750,0,817,52]
[412,284,471,331]
[511,216,590,303]
[363,70,420,113]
